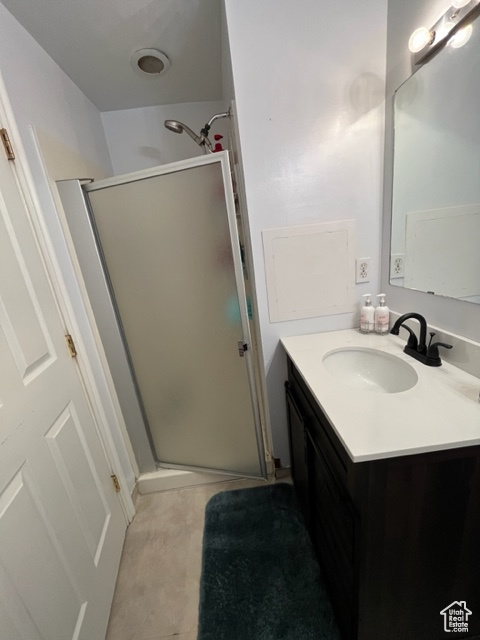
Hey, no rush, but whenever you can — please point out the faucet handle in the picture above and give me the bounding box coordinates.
[426,337,453,365]
[402,325,419,350]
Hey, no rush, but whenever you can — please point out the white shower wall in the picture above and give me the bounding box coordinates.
[101,100,229,174]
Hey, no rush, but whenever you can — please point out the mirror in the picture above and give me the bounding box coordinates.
[390,18,480,303]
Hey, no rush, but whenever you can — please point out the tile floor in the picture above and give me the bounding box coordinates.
[105,477,276,640]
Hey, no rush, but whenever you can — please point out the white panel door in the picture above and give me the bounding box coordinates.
[0,128,126,639]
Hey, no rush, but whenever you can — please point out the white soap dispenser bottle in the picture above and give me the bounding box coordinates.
[375,293,390,334]
[359,294,374,334]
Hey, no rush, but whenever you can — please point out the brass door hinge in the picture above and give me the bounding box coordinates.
[111,474,121,492]
[65,334,77,358]
[0,128,15,160]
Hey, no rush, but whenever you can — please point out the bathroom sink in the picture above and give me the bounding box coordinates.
[322,347,418,393]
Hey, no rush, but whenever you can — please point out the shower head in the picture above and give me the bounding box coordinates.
[165,119,185,134]
[164,119,203,145]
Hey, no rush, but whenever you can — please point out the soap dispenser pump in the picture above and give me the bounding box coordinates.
[359,294,374,334]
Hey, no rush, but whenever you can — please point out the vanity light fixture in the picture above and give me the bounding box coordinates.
[409,0,480,65]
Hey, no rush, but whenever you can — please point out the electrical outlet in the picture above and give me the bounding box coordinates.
[355,257,371,283]
[390,253,406,278]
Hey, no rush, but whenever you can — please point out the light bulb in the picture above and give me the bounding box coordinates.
[452,0,471,8]
[408,27,434,53]
[450,23,473,47]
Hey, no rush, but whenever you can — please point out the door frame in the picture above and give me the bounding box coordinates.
[227,100,275,465]
[0,71,135,521]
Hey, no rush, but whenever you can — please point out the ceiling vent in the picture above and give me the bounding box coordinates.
[130,49,171,77]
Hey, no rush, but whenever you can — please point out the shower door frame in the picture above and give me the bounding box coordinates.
[81,152,267,479]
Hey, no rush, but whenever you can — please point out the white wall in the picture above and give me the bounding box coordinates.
[381,0,480,343]
[0,4,137,491]
[225,0,388,463]
[101,100,229,174]
[221,2,235,103]
[0,6,112,178]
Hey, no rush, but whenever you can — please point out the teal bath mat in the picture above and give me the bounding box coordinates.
[197,483,340,640]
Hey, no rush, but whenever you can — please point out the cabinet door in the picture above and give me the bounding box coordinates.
[307,429,354,639]
[285,383,310,523]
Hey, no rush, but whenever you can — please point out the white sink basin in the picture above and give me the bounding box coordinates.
[322,347,418,393]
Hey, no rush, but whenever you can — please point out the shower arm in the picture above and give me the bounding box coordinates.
[206,110,231,129]
[200,109,231,143]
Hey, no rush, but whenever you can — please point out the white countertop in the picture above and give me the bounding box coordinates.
[281,329,480,462]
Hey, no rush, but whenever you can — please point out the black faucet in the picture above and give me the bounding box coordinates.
[390,312,452,366]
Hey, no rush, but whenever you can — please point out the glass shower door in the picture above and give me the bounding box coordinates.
[84,154,265,477]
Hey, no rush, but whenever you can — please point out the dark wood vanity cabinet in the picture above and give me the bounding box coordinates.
[286,357,480,640]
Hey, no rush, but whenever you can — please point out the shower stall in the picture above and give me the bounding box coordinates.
[58,152,266,482]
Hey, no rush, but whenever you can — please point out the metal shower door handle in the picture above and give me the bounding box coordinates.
[237,341,248,357]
